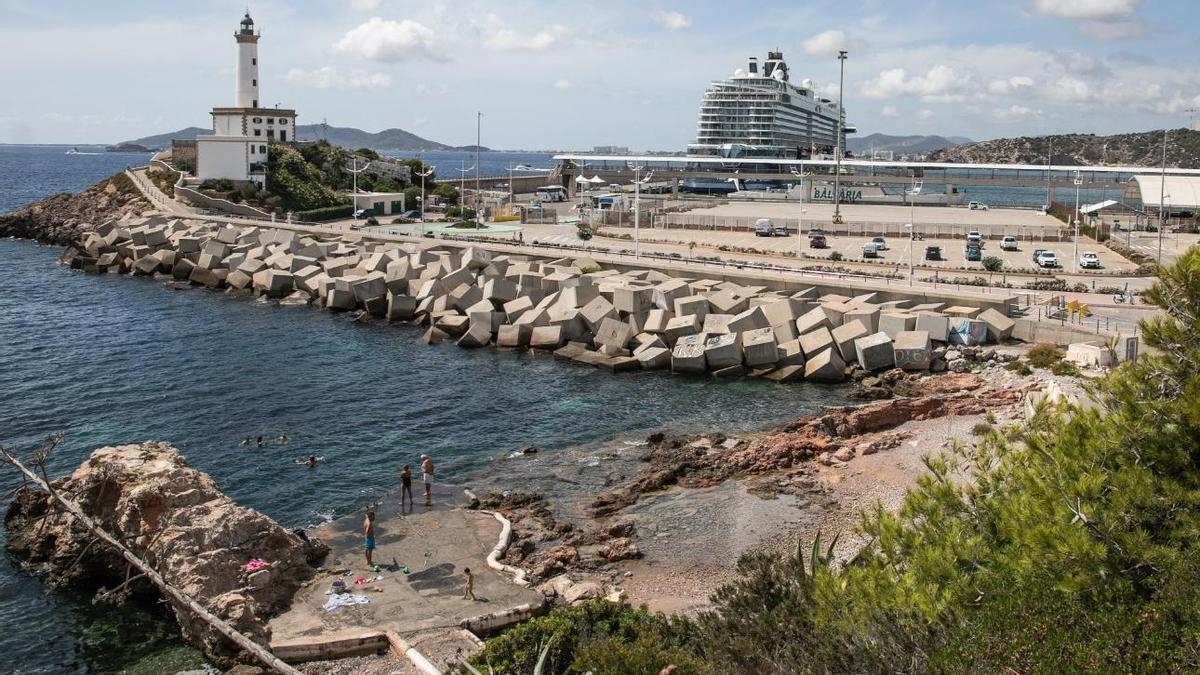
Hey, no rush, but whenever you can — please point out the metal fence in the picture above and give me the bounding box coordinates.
[653,213,1070,241]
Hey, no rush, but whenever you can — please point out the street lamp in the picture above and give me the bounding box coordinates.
[1072,170,1082,273]
[416,166,434,236]
[348,156,370,223]
[475,111,483,230]
[905,223,914,284]
[907,169,917,283]
[631,166,654,259]
[790,167,812,258]
[832,50,848,225]
[1158,128,1168,265]
[457,160,475,224]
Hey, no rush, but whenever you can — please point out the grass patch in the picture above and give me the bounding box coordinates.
[971,422,994,436]
[1051,360,1081,377]
[1004,360,1032,376]
[1026,343,1064,368]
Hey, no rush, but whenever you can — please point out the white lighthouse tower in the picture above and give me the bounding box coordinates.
[190,12,297,189]
[234,12,259,108]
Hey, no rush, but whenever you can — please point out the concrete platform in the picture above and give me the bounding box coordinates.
[268,488,542,648]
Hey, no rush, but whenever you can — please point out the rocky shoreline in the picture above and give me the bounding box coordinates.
[0,172,149,245]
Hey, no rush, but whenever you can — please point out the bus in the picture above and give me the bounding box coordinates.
[535,186,568,202]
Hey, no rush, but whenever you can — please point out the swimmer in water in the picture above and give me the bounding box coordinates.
[240,436,252,446]
[278,433,289,445]
[304,455,317,468]
[256,436,265,448]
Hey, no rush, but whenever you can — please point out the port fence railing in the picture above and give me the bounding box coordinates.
[652,213,1071,242]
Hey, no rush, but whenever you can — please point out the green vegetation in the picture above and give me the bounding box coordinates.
[433,184,459,205]
[146,168,179,197]
[981,255,1004,272]
[445,206,476,220]
[1026,343,1065,368]
[472,249,1200,672]
[265,143,346,212]
[293,204,354,222]
[828,251,844,262]
[1004,360,1032,376]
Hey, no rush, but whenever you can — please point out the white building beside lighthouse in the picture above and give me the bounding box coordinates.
[193,12,297,188]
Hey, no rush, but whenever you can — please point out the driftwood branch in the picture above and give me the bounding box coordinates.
[0,443,302,675]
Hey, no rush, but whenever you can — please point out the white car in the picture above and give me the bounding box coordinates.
[1079,251,1101,269]
[966,231,983,246]
[1000,236,1019,251]
[1036,251,1059,268]
[871,236,888,250]
[968,201,989,210]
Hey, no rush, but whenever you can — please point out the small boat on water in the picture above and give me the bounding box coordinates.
[65,147,79,155]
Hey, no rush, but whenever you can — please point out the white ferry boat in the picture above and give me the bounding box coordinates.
[688,51,854,160]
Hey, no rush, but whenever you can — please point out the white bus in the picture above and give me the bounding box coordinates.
[535,186,568,202]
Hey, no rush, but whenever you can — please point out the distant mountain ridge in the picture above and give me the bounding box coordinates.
[847,133,970,157]
[928,129,1200,168]
[121,125,485,152]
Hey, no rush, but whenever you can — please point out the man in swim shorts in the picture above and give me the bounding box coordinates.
[363,511,377,567]
[421,455,434,503]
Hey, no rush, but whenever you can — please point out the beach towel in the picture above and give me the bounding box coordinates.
[322,594,370,612]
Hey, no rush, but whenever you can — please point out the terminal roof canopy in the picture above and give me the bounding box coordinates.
[1127,175,1200,209]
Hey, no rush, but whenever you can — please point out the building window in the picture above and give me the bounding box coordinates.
[252,79,256,86]
[253,99,258,107]
[267,118,274,124]
[260,145,267,154]
[267,129,275,139]
[253,117,261,123]
[252,57,257,65]
[279,119,287,126]
[280,130,287,142]
[254,129,261,136]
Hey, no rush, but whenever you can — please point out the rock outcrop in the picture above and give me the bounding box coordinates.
[0,172,149,245]
[3,442,328,668]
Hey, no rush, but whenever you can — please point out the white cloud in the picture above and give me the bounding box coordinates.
[916,108,934,120]
[1046,76,1093,101]
[1031,0,1139,20]
[284,66,392,89]
[484,25,566,51]
[861,65,973,102]
[653,10,692,31]
[347,0,382,10]
[802,29,849,57]
[992,104,1040,122]
[553,79,574,90]
[1079,19,1147,40]
[881,104,899,117]
[987,76,1035,94]
[333,18,443,63]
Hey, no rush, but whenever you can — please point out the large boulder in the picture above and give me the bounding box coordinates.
[3,443,327,669]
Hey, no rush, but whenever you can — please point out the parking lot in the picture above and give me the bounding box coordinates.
[594,225,1138,274]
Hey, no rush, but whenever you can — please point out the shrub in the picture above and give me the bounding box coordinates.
[971,422,993,436]
[1050,360,1080,377]
[981,256,1004,272]
[1026,343,1064,368]
[1004,360,1032,375]
[293,204,353,222]
[365,216,378,226]
[829,251,844,262]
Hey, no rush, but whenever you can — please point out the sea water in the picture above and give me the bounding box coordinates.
[0,146,846,672]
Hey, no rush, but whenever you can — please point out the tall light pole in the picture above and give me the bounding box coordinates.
[416,166,434,236]
[832,50,848,224]
[908,169,916,283]
[1045,137,1053,209]
[791,167,811,258]
[1072,170,1082,272]
[348,156,370,223]
[458,160,475,222]
[1158,128,1168,265]
[631,166,654,259]
[475,111,483,230]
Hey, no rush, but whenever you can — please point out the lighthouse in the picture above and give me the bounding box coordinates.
[235,13,260,108]
[189,12,297,188]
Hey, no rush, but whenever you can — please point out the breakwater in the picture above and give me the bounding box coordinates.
[60,213,1017,384]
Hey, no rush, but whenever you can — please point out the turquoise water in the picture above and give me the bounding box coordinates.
[0,175,848,671]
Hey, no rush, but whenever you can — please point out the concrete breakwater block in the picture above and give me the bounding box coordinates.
[457,321,492,349]
[663,315,700,345]
[777,339,806,367]
[643,309,673,334]
[636,346,672,370]
[594,317,633,352]
[580,296,616,331]
[741,327,779,367]
[674,295,709,322]
[765,365,805,383]
[944,306,981,319]
[977,308,1015,342]
[894,330,933,370]
[530,325,564,350]
[948,318,988,346]
[654,280,692,310]
[878,312,917,340]
[253,269,294,298]
[842,306,880,333]
[855,332,896,372]
[386,293,417,321]
[225,269,253,290]
[613,287,653,314]
[712,364,746,379]
[727,306,769,334]
[702,313,734,334]
[325,287,357,311]
[915,312,950,343]
[831,320,869,364]
[804,348,846,383]
[497,324,532,348]
[798,326,835,358]
[671,334,708,373]
[704,333,742,370]
[435,314,470,336]
[422,326,449,345]
[795,307,835,335]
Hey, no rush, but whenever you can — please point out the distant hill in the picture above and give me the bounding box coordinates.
[847,133,968,157]
[928,129,1200,168]
[121,125,486,152]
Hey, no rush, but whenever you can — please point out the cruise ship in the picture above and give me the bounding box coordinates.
[688,51,853,160]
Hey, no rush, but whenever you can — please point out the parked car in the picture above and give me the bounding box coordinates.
[352,208,373,219]
[1032,248,1047,264]
[1036,251,1059,268]
[809,233,828,248]
[966,231,983,246]
[400,210,421,219]
[754,218,774,237]
[968,201,989,210]
[965,244,983,262]
[1079,251,1101,269]
[925,245,942,261]
[772,222,789,237]
[1000,236,1019,251]
[870,236,888,250]
[527,202,544,212]
[808,228,824,238]
[863,242,881,258]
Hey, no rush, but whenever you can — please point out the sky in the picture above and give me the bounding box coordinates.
[1,0,1198,149]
